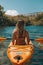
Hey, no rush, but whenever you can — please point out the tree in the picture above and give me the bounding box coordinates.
[0,5,5,25]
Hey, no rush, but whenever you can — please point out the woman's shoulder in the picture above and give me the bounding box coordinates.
[23,30,28,36]
[24,30,28,33]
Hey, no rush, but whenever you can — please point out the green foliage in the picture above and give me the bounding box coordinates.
[0,5,43,26]
[0,5,4,11]
[35,14,43,21]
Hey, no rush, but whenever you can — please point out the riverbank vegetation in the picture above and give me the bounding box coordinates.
[0,5,43,26]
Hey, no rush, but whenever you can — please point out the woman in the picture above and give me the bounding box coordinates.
[11,19,30,45]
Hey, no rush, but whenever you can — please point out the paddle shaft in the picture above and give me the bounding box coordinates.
[0,37,43,43]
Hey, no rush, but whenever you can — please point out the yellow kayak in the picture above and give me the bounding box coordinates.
[7,41,34,65]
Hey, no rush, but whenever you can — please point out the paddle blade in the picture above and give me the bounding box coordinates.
[35,38,43,44]
[0,37,6,41]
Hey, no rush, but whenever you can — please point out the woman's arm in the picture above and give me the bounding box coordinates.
[12,33,15,45]
[12,32,16,45]
[25,31,30,45]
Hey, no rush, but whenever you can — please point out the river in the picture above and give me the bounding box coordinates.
[0,26,43,65]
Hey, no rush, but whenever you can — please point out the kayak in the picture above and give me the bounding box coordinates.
[35,38,43,50]
[7,41,34,65]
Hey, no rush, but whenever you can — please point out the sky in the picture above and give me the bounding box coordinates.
[0,0,43,15]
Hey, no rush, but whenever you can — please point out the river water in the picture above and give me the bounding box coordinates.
[0,26,43,65]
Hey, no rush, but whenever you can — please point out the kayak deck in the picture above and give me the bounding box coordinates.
[7,41,34,65]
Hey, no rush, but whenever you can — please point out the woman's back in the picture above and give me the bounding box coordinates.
[13,30,27,45]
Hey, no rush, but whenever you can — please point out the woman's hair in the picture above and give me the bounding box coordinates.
[17,19,24,28]
[16,20,25,38]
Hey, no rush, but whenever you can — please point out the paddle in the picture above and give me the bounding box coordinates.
[35,38,43,44]
[0,37,6,41]
[35,38,43,50]
[0,37,43,42]
[0,37,43,49]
